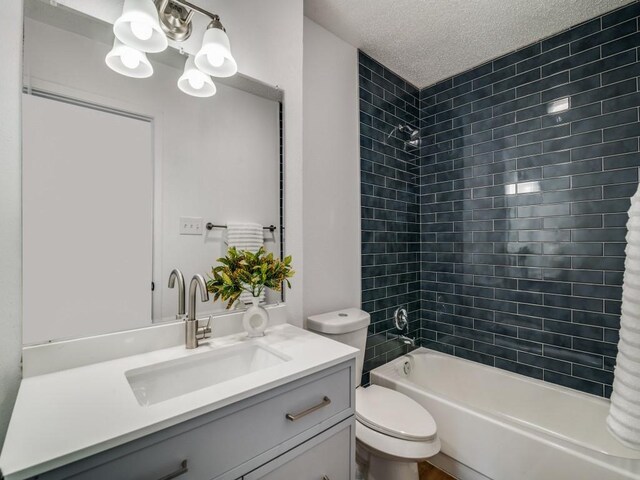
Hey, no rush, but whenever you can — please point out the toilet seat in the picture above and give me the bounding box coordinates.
[356,420,441,461]
[356,385,437,441]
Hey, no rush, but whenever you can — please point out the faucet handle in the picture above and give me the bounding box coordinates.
[393,307,409,333]
[196,315,212,342]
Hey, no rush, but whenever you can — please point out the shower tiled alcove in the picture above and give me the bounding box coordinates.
[360,1,640,396]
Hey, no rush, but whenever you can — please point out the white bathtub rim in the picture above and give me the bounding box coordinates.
[371,348,640,462]
[386,376,640,480]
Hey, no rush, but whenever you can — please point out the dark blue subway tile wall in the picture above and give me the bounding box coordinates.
[359,2,640,395]
[359,51,421,385]
[418,1,640,397]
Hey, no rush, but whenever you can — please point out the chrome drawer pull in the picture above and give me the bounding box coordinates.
[285,396,331,421]
[322,476,330,480]
[157,460,188,480]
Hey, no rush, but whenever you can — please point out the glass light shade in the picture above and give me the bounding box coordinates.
[105,39,153,78]
[114,0,168,53]
[194,27,237,78]
[178,56,216,97]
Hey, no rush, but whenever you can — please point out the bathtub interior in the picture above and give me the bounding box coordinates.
[372,348,640,461]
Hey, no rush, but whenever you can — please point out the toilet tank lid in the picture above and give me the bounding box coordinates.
[307,308,371,334]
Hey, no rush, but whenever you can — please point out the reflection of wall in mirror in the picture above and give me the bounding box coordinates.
[22,15,281,338]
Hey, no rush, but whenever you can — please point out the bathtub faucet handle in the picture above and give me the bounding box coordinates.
[393,307,409,333]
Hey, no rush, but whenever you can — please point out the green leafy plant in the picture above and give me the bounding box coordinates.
[206,247,295,309]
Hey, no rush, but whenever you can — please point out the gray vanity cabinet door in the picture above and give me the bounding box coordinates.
[244,418,355,480]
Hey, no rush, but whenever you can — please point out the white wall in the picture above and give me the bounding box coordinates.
[302,19,361,319]
[0,0,23,450]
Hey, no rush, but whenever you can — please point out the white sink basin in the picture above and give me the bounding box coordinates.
[126,342,290,406]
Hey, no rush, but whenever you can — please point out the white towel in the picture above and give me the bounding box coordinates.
[608,186,640,449]
[225,222,265,305]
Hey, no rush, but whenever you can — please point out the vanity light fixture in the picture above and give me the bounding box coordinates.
[105,39,154,78]
[107,0,236,95]
[178,55,217,97]
[113,0,168,53]
[194,16,238,78]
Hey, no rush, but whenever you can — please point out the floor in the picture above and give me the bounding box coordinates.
[419,461,456,480]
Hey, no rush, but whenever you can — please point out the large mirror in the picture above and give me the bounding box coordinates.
[22,0,284,345]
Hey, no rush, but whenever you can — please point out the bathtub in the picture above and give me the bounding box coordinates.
[370,348,640,480]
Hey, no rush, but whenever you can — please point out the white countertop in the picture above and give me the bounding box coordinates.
[0,324,357,479]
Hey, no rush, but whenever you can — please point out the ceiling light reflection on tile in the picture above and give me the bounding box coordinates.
[505,181,541,195]
[547,97,570,114]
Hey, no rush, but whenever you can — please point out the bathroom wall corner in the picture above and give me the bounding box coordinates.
[303,18,361,321]
[0,0,23,449]
[359,51,421,384]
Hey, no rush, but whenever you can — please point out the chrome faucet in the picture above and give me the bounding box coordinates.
[168,268,186,319]
[185,274,211,349]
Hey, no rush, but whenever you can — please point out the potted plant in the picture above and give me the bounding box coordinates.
[206,247,294,336]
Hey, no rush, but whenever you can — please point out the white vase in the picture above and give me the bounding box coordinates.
[242,297,269,337]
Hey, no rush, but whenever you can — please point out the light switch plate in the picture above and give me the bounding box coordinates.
[179,217,203,235]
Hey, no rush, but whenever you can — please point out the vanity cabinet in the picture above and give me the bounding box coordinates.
[30,360,355,480]
[244,419,353,480]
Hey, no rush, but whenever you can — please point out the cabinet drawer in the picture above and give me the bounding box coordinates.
[244,418,355,480]
[38,362,354,480]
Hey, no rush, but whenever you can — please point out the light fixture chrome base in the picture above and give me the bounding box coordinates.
[156,0,194,42]
[206,15,225,32]
[155,0,226,42]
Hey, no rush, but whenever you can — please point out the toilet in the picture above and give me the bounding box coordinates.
[307,308,440,480]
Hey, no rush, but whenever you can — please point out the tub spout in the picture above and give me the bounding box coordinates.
[398,334,415,347]
[386,331,416,347]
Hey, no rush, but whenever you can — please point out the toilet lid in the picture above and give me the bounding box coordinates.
[356,385,437,441]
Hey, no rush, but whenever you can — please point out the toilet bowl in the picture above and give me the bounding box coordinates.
[355,385,440,480]
[307,309,440,480]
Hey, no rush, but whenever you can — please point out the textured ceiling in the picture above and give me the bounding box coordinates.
[305,0,635,88]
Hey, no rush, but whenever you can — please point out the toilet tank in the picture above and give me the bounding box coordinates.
[307,308,370,387]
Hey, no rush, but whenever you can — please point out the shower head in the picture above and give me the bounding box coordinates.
[406,127,420,148]
[406,138,420,150]
[398,124,417,135]
[387,123,421,150]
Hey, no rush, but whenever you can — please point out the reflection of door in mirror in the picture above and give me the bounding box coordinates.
[22,94,154,344]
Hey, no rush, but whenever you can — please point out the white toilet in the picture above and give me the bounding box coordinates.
[307,308,440,480]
